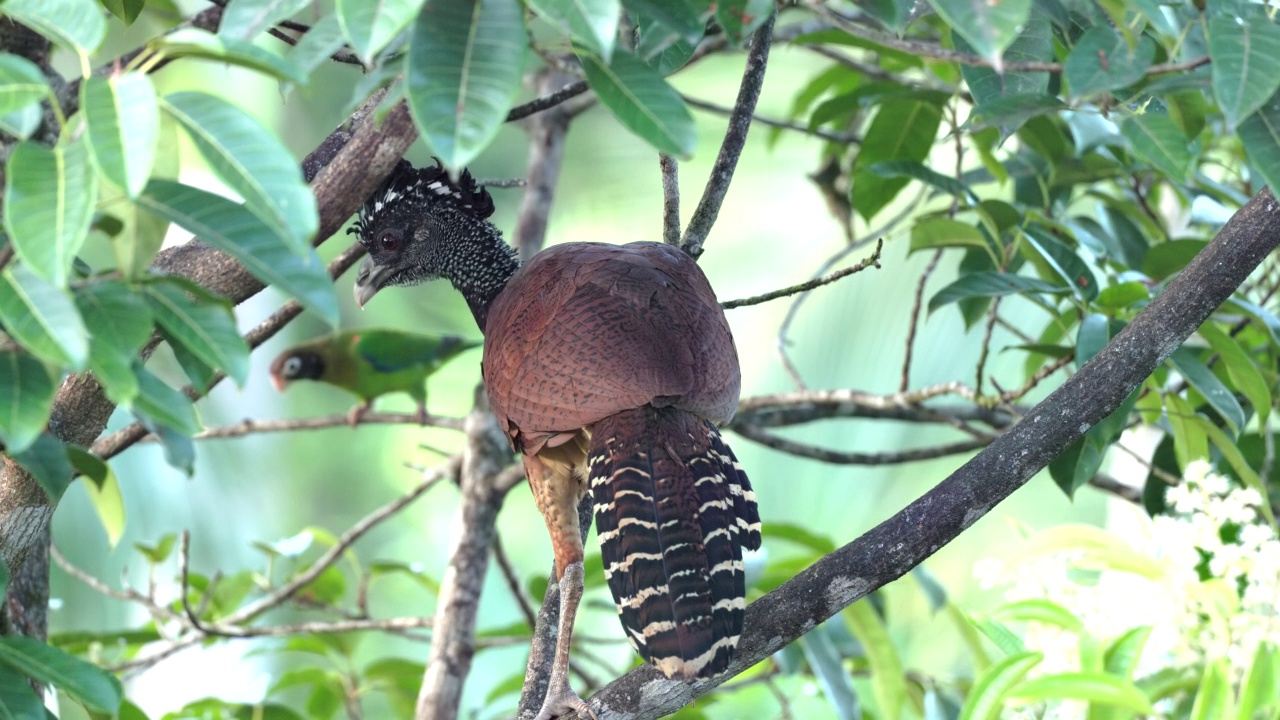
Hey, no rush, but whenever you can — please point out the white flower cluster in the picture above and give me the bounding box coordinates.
[976,460,1280,706]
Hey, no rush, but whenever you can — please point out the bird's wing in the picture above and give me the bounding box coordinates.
[483,242,740,451]
[352,330,450,373]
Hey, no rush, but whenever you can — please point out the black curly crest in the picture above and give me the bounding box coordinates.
[349,159,496,244]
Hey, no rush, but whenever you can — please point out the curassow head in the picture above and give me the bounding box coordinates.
[351,159,509,308]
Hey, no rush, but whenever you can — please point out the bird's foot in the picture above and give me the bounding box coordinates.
[415,402,428,426]
[347,403,370,427]
[530,683,597,720]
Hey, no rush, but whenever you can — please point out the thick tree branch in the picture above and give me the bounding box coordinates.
[581,188,1280,718]
[680,14,775,258]
[513,69,576,261]
[416,390,513,720]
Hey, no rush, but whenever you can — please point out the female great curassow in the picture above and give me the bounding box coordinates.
[351,160,761,720]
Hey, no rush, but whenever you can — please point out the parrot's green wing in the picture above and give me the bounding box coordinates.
[351,329,479,373]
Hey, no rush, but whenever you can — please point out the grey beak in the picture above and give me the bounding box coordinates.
[353,257,391,309]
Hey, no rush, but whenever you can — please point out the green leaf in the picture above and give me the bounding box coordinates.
[1121,112,1192,182]
[152,28,307,86]
[959,651,1042,720]
[1021,225,1099,302]
[1095,281,1149,309]
[1209,14,1280,129]
[10,433,73,501]
[74,280,154,405]
[974,618,1026,656]
[1166,394,1209,471]
[0,104,40,140]
[853,98,943,221]
[131,362,200,438]
[1064,27,1155,98]
[219,0,312,41]
[929,272,1069,313]
[845,601,908,720]
[622,0,704,42]
[799,624,859,720]
[143,280,249,388]
[579,47,695,158]
[0,264,89,369]
[1237,643,1279,720]
[287,14,349,78]
[712,0,772,43]
[1191,660,1233,720]
[1103,626,1152,679]
[967,94,1065,133]
[100,0,145,24]
[1167,347,1246,433]
[1,0,106,55]
[1196,419,1274,525]
[910,217,990,256]
[930,0,1031,69]
[82,73,159,199]
[0,635,121,713]
[0,666,46,719]
[988,599,1083,631]
[1010,673,1152,713]
[1141,240,1205,281]
[1239,91,1280,200]
[68,446,125,548]
[0,54,49,116]
[958,7,1051,108]
[868,160,977,204]
[4,140,98,287]
[161,92,317,251]
[406,0,527,169]
[529,0,620,60]
[1199,321,1270,424]
[138,180,338,325]
[135,534,177,563]
[0,351,55,454]
[762,522,836,555]
[337,0,427,65]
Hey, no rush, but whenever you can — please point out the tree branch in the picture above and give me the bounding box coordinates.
[659,155,681,246]
[581,187,1280,719]
[680,14,775,258]
[512,69,576,261]
[721,239,882,309]
[731,425,989,464]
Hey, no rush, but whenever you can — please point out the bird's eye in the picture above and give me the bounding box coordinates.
[379,230,399,252]
[284,357,302,376]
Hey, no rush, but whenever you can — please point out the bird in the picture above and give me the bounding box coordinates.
[350,160,761,720]
[269,328,479,426]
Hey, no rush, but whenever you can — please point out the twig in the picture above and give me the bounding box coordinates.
[175,413,466,441]
[901,250,944,392]
[721,239,882,309]
[178,531,212,634]
[682,95,860,144]
[51,545,175,622]
[493,535,538,630]
[974,297,1002,396]
[582,186,1280,720]
[681,13,775,258]
[733,425,988,464]
[506,81,589,123]
[1088,473,1141,504]
[999,353,1074,403]
[660,155,681,246]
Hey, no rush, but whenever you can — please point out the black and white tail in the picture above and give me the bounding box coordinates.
[588,405,762,679]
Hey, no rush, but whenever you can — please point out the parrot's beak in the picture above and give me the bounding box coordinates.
[271,374,287,392]
[354,257,391,309]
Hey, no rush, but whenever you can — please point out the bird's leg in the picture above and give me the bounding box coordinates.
[347,400,372,427]
[525,452,596,720]
[414,399,428,426]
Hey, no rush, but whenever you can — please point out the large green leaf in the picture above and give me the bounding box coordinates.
[219,0,312,41]
[909,217,991,256]
[288,14,349,78]
[143,280,249,388]
[1021,225,1099,302]
[83,72,159,198]
[1237,643,1279,720]
[529,0,620,60]
[1190,660,1232,720]
[799,624,859,720]
[929,271,1069,313]
[1239,93,1280,197]
[4,140,98,287]
[580,47,695,157]
[406,0,526,168]
[0,635,122,713]
[1209,13,1280,129]
[958,6,1051,108]
[74,280,155,405]
[712,0,772,43]
[0,265,89,369]
[621,0,704,42]
[0,0,106,55]
[930,0,1031,69]
[0,54,49,116]
[1167,347,1246,434]
[100,0,145,24]
[1064,26,1155,99]
[1009,673,1152,713]
[959,652,1042,720]
[337,0,427,65]
[1122,111,1192,182]
[161,92,317,251]
[0,666,45,720]
[1199,321,1270,424]
[845,601,908,720]
[852,98,943,221]
[152,29,307,86]
[0,351,55,454]
[9,433,73,501]
[68,446,126,548]
[131,362,200,438]
[137,180,338,325]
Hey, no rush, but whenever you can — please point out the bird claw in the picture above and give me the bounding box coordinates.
[348,403,370,427]
[415,402,428,426]
[530,685,597,720]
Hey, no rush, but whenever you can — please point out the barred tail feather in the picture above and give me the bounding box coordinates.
[589,406,759,679]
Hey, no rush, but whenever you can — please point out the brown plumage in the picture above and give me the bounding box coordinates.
[351,161,761,718]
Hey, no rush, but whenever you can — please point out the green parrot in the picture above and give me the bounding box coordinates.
[269,329,480,426]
